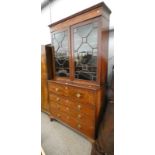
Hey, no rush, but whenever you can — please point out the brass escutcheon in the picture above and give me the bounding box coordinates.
[76,93,81,98]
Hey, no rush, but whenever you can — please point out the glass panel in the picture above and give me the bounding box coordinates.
[75,24,93,37]
[73,22,98,81]
[87,28,98,48]
[52,30,69,77]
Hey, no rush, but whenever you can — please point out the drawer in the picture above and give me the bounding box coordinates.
[68,87,95,105]
[49,96,95,117]
[61,112,95,138]
[69,102,95,117]
[49,107,61,118]
[71,118,95,138]
[50,102,95,126]
[49,93,72,107]
[49,93,62,102]
[64,108,95,127]
[48,82,96,106]
[50,109,95,138]
[48,82,69,96]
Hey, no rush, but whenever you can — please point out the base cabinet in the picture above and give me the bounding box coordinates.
[48,81,99,139]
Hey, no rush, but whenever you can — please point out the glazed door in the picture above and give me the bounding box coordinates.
[71,19,99,82]
[51,29,70,79]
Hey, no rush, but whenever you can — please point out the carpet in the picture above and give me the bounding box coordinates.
[41,112,92,155]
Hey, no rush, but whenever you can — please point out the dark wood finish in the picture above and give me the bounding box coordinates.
[47,2,111,140]
[45,45,55,80]
[48,2,111,31]
[41,45,49,113]
[91,68,114,155]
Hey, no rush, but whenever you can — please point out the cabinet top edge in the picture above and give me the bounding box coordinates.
[48,80,106,90]
[48,2,111,28]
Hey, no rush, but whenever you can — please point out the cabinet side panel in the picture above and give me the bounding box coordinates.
[95,86,106,138]
[41,45,49,113]
[100,17,110,84]
[45,45,55,80]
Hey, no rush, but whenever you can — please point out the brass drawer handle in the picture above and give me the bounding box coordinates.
[55,88,59,92]
[76,93,81,98]
[77,124,81,129]
[77,105,81,109]
[56,97,60,101]
[78,114,82,119]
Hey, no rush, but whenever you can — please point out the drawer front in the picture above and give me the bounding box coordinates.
[50,107,95,138]
[49,91,95,111]
[49,93,72,107]
[50,101,95,126]
[48,83,69,96]
[49,94,95,117]
[69,87,95,105]
[64,114,95,138]
[48,82,96,105]
[48,82,97,139]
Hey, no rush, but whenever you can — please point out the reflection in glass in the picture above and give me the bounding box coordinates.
[73,22,98,81]
[52,31,69,77]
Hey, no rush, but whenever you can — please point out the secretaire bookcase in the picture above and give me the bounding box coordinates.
[47,2,111,141]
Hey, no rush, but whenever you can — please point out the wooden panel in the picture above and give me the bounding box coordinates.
[46,2,111,140]
[65,115,95,138]
[50,7,103,32]
[48,80,100,90]
[41,45,49,113]
[48,82,69,96]
[49,93,95,109]
[45,45,55,80]
[49,98,95,119]
[48,82,96,105]
[49,93,72,106]
[69,87,95,105]
[50,107,95,138]
[49,2,111,27]
[50,102,94,125]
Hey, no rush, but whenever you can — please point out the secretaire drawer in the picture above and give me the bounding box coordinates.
[48,82,96,105]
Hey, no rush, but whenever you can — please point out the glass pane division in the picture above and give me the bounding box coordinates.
[51,30,70,77]
[73,22,98,81]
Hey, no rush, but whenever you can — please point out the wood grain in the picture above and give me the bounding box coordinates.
[41,45,49,113]
[46,2,111,141]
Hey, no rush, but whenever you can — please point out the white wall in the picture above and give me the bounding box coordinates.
[41,6,51,44]
[49,0,113,27]
[41,0,114,44]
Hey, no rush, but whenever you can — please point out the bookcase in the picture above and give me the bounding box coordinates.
[47,2,111,140]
